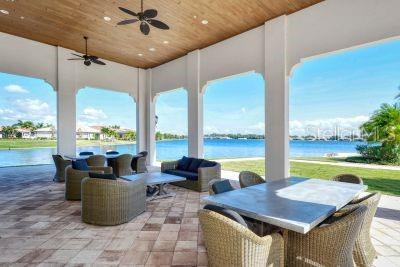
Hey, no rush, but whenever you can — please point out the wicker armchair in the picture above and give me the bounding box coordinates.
[52,155,71,182]
[331,173,363,185]
[339,193,381,267]
[198,209,284,267]
[65,166,112,200]
[86,155,106,167]
[81,177,146,225]
[131,151,148,174]
[239,171,265,188]
[161,160,221,192]
[284,205,367,267]
[108,154,133,177]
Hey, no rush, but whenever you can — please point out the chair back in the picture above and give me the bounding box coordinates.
[331,173,363,184]
[87,155,106,167]
[52,154,71,182]
[131,152,148,173]
[199,209,283,266]
[79,151,94,156]
[106,150,119,155]
[203,204,247,227]
[239,171,265,188]
[115,154,133,177]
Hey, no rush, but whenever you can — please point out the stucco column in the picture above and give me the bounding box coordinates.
[56,46,77,156]
[146,69,156,165]
[265,16,290,180]
[187,50,204,158]
[136,68,147,154]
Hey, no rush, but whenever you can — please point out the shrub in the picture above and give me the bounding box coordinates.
[356,144,400,164]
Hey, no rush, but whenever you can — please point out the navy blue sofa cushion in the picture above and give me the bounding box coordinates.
[79,151,94,156]
[164,169,198,181]
[212,180,234,194]
[199,160,217,168]
[89,172,117,180]
[177,156,192,171]
[72,159,89,171]
[106,151,119,155]
[187,158,203,172]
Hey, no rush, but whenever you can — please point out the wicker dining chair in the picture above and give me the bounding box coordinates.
[339,192,381,267]
[239,171,265,188]
[108,154,133,177]
[52,155,71,182]
[199,209,284,267]
[81,177,146,225]
[208,179,221,195]
[331,173,364,185]
[284,205,367,267]
[86,155,106,167]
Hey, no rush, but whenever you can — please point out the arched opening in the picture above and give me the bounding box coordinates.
[289,39,400,196]
[0,72,57,167]
[155,88,188,161]
[203,72,265,174]
[76,87,137,155]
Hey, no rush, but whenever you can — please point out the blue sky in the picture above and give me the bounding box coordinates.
[0,39,399,134]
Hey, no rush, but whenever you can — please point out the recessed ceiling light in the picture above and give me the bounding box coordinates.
[138,53,143,57]
[103,16,111,21]
[201,20,208,25]
[149,48,156,52]
[193,15,197,19]
[0,10,9,15]
[20,16,24,20]
[163,40,169,44]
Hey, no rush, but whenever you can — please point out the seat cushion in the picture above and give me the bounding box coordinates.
[212,180,234,194]
[187,158,203,172]
[199,160,217,168]
[177,156,192,171]
[89,172,117,180]
[72,159,89,171]
[164,169,198,181]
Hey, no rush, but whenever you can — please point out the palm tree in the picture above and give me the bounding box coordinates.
[361,103,400,147]
[2,125,18,138]
[396,85,400,100]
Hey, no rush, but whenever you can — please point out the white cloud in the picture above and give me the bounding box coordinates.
[241,107,246,113]
[79,107,107,121]
[4,84,29,94]
[290,115,370,136]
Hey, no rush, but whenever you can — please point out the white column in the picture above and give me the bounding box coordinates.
[136,68,147,154]
[57,47,77,156]
[187,50,204,158]
[265,16,290,181]
[146,69,156,165]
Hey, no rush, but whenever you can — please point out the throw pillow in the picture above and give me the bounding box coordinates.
[177,156,192,171]
[89,172,117,180]
[72,159,89,171]
[199,160,216,168]
[187,158,204,172]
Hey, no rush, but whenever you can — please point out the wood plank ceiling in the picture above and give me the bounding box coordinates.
[0,0,323,69]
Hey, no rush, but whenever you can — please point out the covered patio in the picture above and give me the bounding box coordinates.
[1,0,400,266]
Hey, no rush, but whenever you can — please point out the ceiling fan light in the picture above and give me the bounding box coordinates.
[0,9,9,15]
[149,48,156,52]
[103,16,111,21]
[201,19,208,25]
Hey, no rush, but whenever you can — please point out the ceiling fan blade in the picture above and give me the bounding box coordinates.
[88,55,99,60]
[91,58,106,65]
[71,53,84,58]
[140,22,150,35]
[118,7,138,17]
[143,9,157,18]
[68,58,84,60]
[117,19,139,25]
[148,19,169,30]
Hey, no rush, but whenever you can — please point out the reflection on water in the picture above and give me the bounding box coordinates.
[0,139,365,167]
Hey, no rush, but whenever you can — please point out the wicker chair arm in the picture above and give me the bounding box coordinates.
[161,160,179,171]
[198,163,221,184]
[89,166,113,174]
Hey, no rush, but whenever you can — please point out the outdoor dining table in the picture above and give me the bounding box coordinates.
[64,154,119,160]
[203,177,367,234]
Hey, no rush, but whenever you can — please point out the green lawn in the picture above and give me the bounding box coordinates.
[222,160,400,196]
[0,139,134,149]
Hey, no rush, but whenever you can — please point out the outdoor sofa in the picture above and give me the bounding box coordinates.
[161,156,221,192]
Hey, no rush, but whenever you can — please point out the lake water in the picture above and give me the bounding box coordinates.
[0,139,366,167]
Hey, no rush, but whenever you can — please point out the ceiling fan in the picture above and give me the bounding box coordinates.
[117,0,169,35]
[68,36,106,66]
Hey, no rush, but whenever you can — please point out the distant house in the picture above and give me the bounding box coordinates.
[34,127,56,139]
[76,125,101,140]
[89,126,106,140]
[16,128,32,139]
[0,126,3,139]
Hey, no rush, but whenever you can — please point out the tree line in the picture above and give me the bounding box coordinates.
[1,120,54,139]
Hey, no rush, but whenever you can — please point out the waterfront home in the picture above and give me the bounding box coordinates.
[16,127,32,139]
[33,127,56,139]
[76,125,101,140]
[0,126,2,139]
